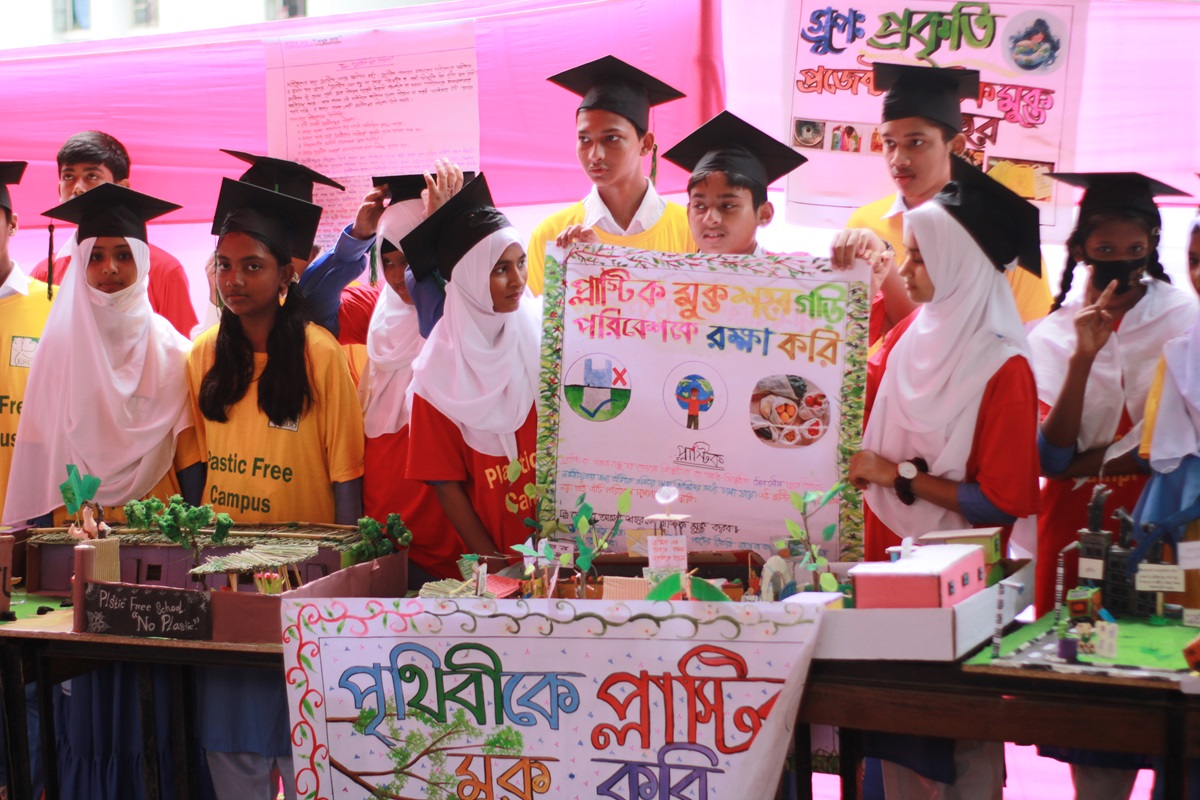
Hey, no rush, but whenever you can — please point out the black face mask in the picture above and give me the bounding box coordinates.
[1088,256,1147,294]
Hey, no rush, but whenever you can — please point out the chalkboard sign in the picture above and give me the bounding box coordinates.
[83,581,212,640]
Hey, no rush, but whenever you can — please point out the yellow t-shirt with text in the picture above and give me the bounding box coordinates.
[187,323,365,524]
[525,200,695,296]
[0,281,53,523]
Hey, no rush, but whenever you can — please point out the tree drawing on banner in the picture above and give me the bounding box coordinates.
[333,703,524,799]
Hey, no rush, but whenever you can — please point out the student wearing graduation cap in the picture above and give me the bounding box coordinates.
[31,131,198,336]
[662,111,807,256]
[404,174,540,562]
[848,157,1042,798]
[2,181,201,800]
[361,170,463,583]
[0,162,54,526]
[1029,173,1195,625]
[191,177,364,800]
[524,55,695,296]
[5,182,202,528]
[831,63,1052,342]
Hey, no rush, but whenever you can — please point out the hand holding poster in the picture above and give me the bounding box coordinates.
[538,245,870,561]
[283,595,831,799]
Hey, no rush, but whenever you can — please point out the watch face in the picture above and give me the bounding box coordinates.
[898,461,918,480]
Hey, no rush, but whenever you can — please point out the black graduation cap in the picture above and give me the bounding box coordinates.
[371,171,478,206]
[933,159,1041,275]
[222,149,345,203]
[1048,172,1189,226]
[662,111,807,191]
[874,63,979,132]
[0,162,27,213]
[400,173,512,282]
[42,182,180,242]
[211,177,323,262]
[547,55,685,133]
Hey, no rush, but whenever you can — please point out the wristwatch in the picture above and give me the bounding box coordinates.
[893,457,929,506]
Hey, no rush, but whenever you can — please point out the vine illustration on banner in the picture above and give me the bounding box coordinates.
[282,596,832,800]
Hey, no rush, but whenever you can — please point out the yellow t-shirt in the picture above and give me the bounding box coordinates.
[50,428,202,526]
[0,280,54,523]
[187,323,365,523]
[847,193,1053,325]
[524,200,695,296]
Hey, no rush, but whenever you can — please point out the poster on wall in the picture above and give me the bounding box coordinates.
[538,245,870,561]
[785,0,1089,238]
[264,21,480,248]
[283,595,831,800]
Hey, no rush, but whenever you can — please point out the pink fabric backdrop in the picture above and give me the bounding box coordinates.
[0,0,724,227]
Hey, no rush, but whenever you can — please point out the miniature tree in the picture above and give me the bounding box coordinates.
[123,494,233,572]
[776,482,848,593]
[350,513,412,564]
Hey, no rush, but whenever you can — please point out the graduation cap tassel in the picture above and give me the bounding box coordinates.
[369,242,378,286]
[46,224,54,300]
[649,143,659,188]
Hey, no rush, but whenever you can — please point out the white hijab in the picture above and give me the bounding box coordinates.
[4,235,191,524]
[1149,220,1200,473]
[408,226,539,460]
[861,201,1031,535]
[361,199,426,437]
[1029,277,1194,453]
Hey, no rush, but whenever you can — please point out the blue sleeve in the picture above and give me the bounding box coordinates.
[297,224,373,337]
[957,483,1017,526]
[1037,429,1076,476]
[406,267,447,338]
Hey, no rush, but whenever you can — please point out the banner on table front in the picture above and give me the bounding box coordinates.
[538,245,870,561]
[283,595,829,800]
[785,0,1089,236]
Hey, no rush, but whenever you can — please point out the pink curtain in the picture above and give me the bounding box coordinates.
[0,0,725,226]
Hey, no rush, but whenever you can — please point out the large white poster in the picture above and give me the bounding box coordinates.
[538,246,870,561]
[265,21,480,248]
[283,595,830,800]
[785,0,1089,238]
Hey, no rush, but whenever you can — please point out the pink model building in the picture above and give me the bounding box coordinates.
[850,544,987,609]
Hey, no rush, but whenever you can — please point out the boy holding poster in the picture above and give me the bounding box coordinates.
[830,63,1052,341]
[525,56,695,295]
[661,110,808,256]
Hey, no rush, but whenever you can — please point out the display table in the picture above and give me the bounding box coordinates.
[798,658,1196,799]
[4,612,1199,800]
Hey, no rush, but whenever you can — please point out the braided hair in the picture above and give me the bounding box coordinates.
[1051,208,1170,312]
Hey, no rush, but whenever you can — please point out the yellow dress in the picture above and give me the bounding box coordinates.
[0,279,53,523]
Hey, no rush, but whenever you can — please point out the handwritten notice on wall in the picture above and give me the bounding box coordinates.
[83,581,211,640]
[265,21,480,248]
[785,0,1089,236]
[539,245,870,561]
[282,595,829,800]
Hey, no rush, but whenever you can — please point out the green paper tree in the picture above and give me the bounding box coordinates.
[124,494,233,573]
[775,482,848,594]
[59,464,101,518]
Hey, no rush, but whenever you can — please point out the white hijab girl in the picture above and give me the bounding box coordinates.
[4,185,190,523]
